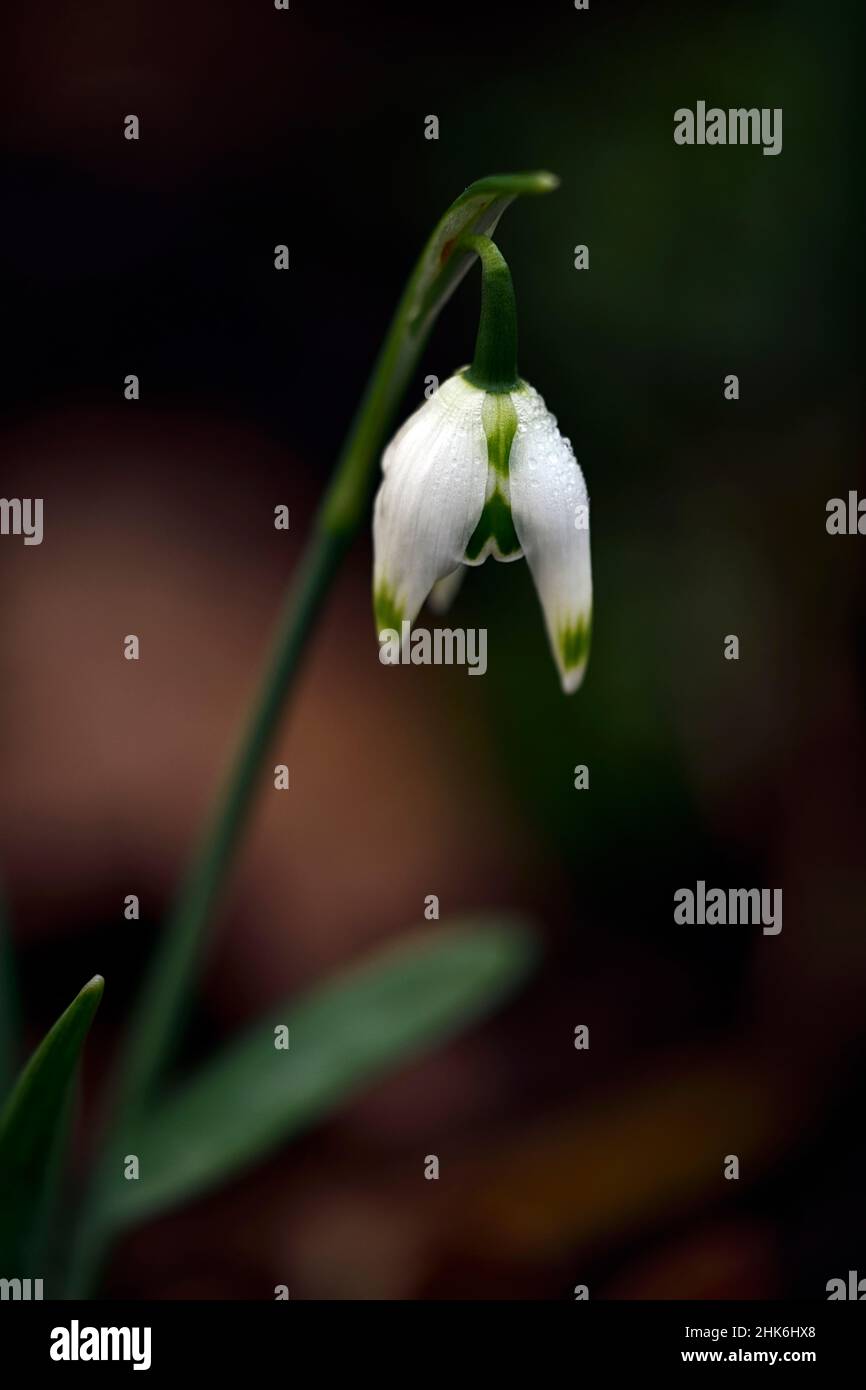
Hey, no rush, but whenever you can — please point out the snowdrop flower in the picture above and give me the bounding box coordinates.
[373,235,591,692]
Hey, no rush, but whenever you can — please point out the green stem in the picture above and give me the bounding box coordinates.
[461,235,519,393]
[66,470,356,1301]
[113,527,349,1123]
[67,171,558,1298]
[102,235,451,1150]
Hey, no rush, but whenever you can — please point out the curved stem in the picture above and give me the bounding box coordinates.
[461,235,519,393]
[66,171,558,1297]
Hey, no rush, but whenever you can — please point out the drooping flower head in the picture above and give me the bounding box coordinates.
[373,235,591,692]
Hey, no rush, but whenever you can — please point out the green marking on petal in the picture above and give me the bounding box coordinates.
[557,613,592,671]
[465,488,521,561]
[481,391,518,479]
[374,582,404,633]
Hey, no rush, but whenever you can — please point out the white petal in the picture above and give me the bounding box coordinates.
[509,383,592,693]
[373,375,487,634]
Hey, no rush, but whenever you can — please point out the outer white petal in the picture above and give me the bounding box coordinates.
[509,383,592,693]
[373,375,487,635]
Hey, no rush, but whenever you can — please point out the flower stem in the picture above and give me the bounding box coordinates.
[112,525,350,1125]
[67,171,558,1297]
[461,235,519,394]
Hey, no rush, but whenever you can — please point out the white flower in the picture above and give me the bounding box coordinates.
[373,370,591,692]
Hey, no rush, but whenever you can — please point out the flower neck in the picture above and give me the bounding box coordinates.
[461,235,519,394]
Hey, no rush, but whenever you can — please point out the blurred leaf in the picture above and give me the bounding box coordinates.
[0,976,103,1272]
[95,917,537,1228]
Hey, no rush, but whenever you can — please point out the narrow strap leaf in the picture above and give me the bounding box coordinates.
[0,976,103,1276]
[88,920,535,1232]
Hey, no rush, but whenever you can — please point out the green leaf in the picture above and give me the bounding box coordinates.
[323,170,558,534]
[0,976,103,1273]
[94,918,536,1229]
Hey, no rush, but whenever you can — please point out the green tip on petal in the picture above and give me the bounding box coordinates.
[556,613,592,691]
[374,583,404,634]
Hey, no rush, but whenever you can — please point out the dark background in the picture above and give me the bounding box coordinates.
[1,0,863,1298]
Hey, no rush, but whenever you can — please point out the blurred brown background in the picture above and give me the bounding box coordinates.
[1,0,863,1298]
